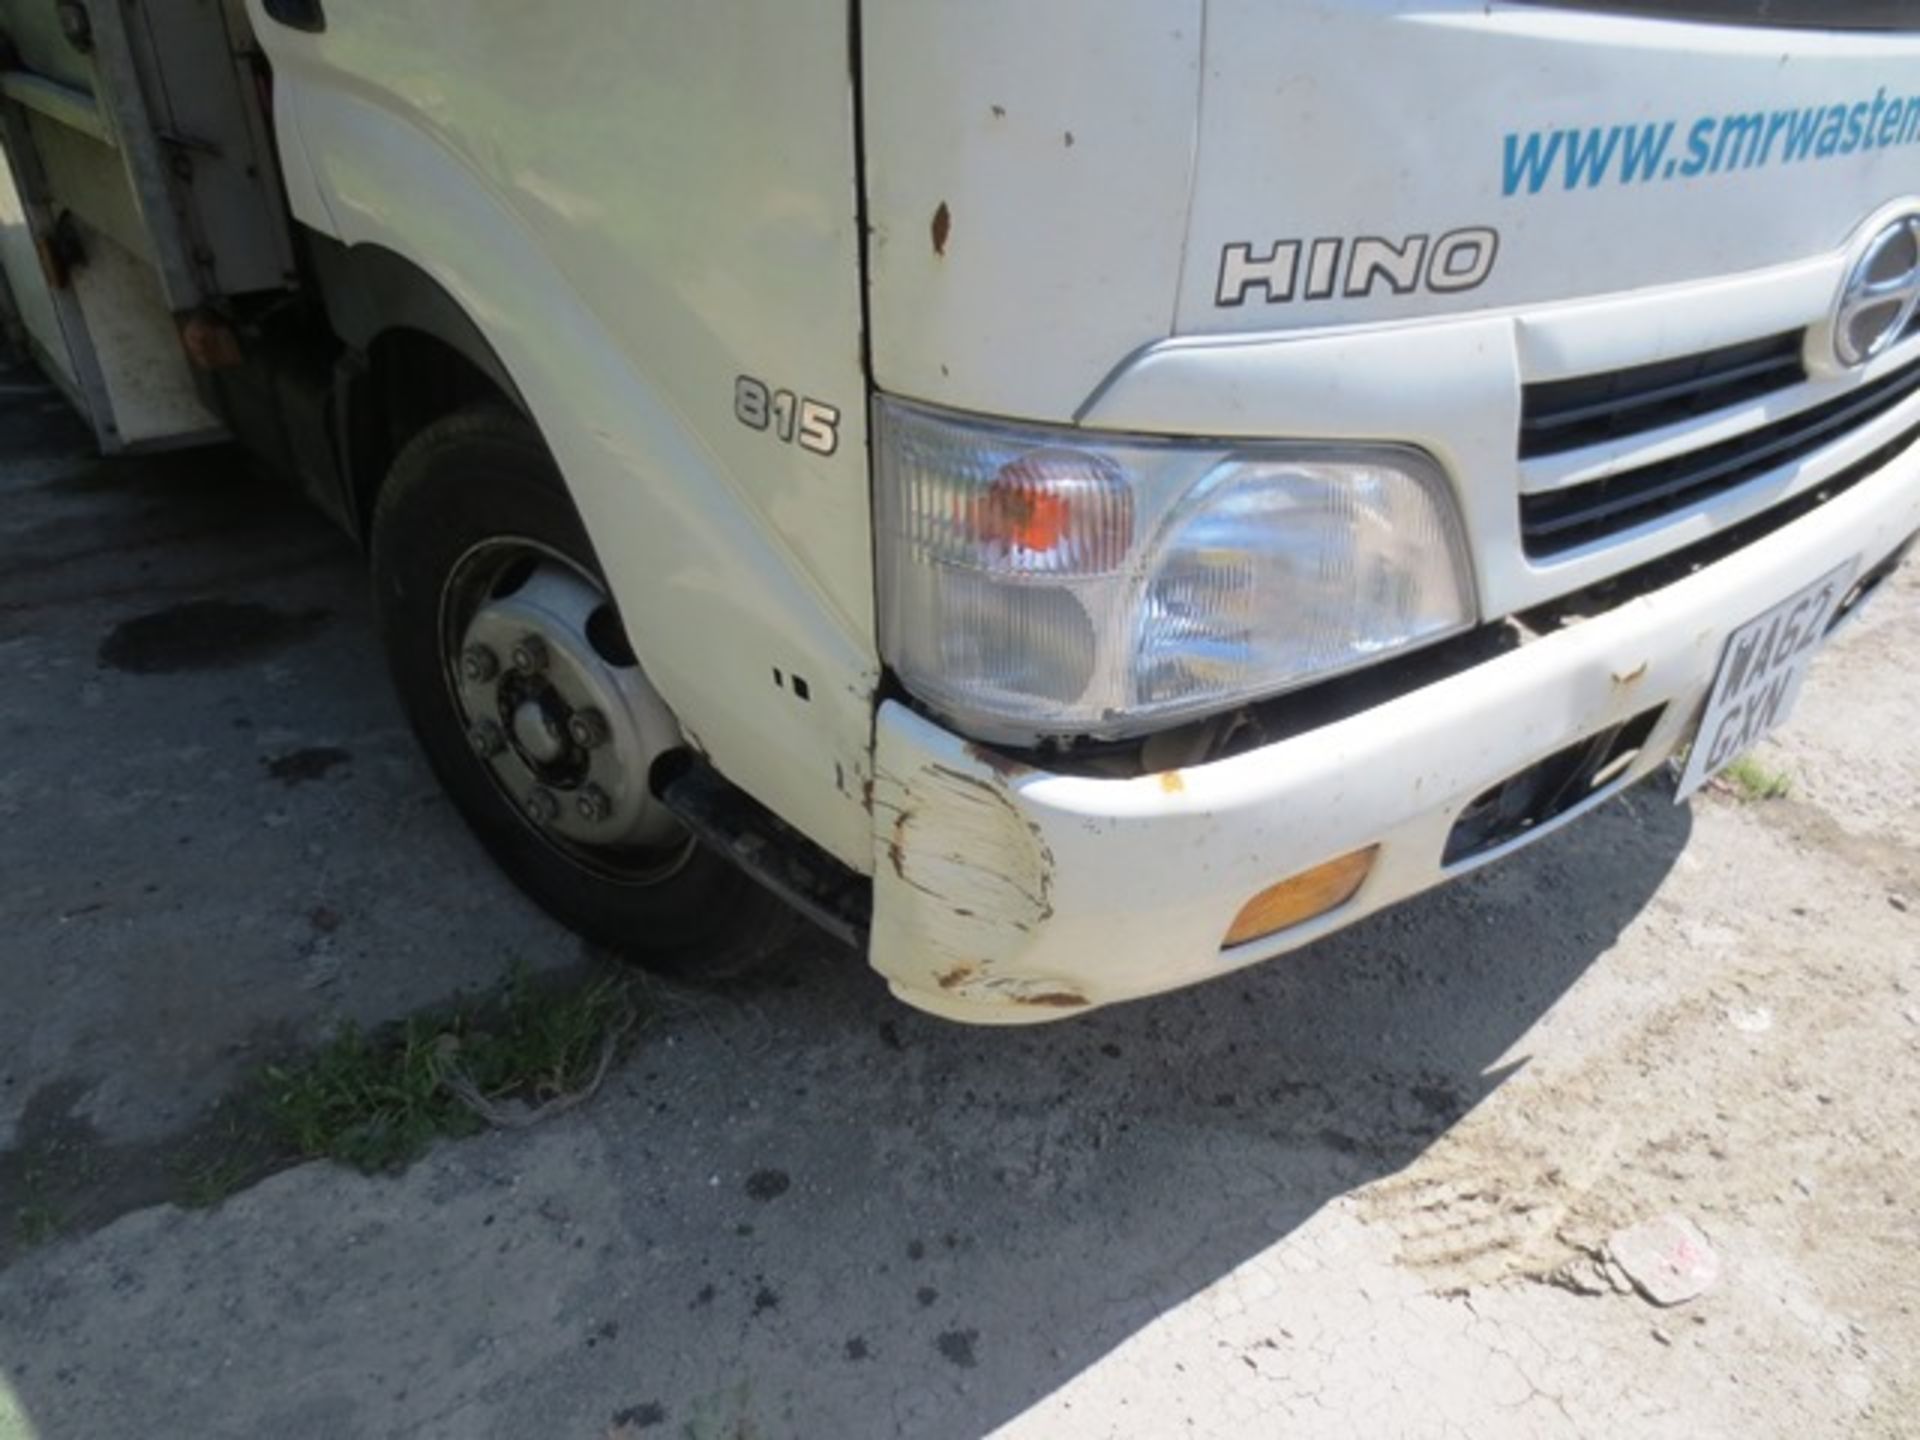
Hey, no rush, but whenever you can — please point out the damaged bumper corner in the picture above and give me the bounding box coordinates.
[867,441,1920,1025]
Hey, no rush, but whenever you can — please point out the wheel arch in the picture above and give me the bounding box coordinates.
[311,237,530,542]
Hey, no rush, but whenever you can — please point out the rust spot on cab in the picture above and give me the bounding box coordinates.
[931,202,952,257]
[1016,991,1089,1009]
[936,965,974,991]
[1158,770,1185,795]
[888,810,910,878]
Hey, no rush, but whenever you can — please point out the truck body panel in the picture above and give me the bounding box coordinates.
[1177,3,1920,337]
[860,0,1203,423]
[253,0,880,869]
[861,1,1920,426]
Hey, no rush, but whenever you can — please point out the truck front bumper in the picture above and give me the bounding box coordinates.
[867,440,1920,1024]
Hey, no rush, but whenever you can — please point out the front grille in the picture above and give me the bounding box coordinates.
[1520,331,1805,459]
[1521,353,1920,557]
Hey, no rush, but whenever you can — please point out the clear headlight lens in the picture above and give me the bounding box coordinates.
[874,397,1476,742]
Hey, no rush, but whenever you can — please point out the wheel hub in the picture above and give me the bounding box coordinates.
[511,697,568,766]
[447,553,684,855]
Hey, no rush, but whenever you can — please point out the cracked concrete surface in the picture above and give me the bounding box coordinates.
[1,367,1917,1438]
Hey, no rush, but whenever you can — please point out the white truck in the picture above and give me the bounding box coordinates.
[1,1,1916,1022]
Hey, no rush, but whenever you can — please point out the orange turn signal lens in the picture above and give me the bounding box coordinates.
[1223,846,1379,949]
[970,447,1134,570]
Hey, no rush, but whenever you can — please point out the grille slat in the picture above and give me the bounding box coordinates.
[1520,332,1806,458]
[1521,350,1920,557]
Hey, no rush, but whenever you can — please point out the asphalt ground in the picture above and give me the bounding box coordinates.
[2,365,1917,1439]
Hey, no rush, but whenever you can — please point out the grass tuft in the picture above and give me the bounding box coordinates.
[174,1154,256,1210]
[12,1202,59,1248]
[1716,753,1793,802]
[262,968,638,1174]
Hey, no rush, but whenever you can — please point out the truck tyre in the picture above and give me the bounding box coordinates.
[369,405,793,977]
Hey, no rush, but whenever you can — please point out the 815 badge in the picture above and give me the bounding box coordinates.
[735,376,840,456]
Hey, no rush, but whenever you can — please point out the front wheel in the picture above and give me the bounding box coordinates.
[369,406,792,975]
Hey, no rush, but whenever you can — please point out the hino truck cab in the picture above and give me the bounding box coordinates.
[1,0,1916,1021]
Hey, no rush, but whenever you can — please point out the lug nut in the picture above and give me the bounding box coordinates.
[524,787,560,825]
[567,708,610,750]
[510,635,549,675]
[468,720,506,758]
[575,784,613,823]
[460,644,500,683]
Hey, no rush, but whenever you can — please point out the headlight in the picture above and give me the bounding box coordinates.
[874,397,1476,742]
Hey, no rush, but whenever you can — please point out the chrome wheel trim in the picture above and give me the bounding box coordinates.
[439,538,694,885]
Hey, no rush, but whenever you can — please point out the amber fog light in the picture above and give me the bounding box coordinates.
[1223,846,1379,948]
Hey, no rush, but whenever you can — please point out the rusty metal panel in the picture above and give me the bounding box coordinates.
[124,0,295,296]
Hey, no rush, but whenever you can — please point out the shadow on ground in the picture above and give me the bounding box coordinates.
[562,786,1690,1438]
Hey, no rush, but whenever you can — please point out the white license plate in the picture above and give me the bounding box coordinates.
[1674,558,1859,802]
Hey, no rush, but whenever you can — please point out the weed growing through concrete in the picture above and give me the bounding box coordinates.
[174,1154,254,1210]
[0,966,649,1262]
[12,1202,59,1248]
[8,1139,79,1249]
[263,968,639,1173]
[1716,753,1793,802]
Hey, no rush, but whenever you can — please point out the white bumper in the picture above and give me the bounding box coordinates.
[868,438,1920,1024]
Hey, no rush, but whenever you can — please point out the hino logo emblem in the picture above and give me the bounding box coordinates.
[1833,212,1920,368]
[1214,227,1500,308]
